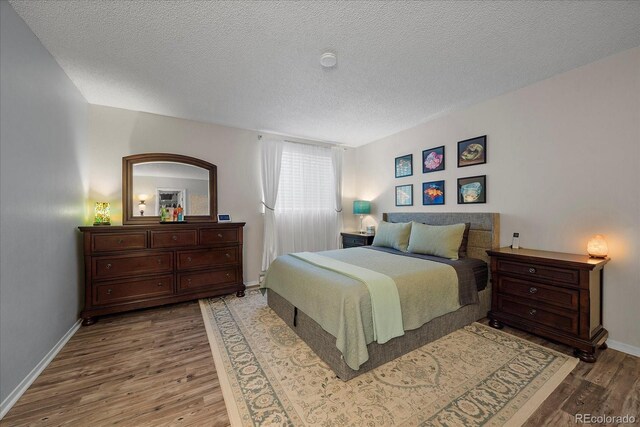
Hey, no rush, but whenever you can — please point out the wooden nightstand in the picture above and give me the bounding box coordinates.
[486,247,609,362]
[341,232,375,248]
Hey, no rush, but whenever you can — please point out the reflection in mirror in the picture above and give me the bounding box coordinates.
[132,162,210,217]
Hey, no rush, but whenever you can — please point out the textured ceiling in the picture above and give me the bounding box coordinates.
[8,1,640,146]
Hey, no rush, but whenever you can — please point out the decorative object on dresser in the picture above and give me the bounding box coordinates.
[587,234,608,258]
[341,231,375,248]
[487,247,609,362]
[79,222,245,325]
[93,202,111,225]
[352,200,371,233]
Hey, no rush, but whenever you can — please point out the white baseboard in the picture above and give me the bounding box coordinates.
[244,280,259,289]
[0,319,82,420]
[608,339,640,358]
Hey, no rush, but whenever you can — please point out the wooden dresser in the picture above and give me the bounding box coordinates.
[79,222,245,325]
[487,247,609,362]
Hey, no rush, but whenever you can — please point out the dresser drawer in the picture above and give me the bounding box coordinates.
[496,276,579,310]
[93,275,173,305]
[199,228,239,245]
[497,260,579,285]
[150,230,197,248]
[93,252,173,279]
[177,247,239,270]
[497,295,578,335]
[92,232,147,252]
[178,268,237,292]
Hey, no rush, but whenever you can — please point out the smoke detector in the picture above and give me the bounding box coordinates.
[320,52,337,68]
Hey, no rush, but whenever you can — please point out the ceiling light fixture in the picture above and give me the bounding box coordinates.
[320,52,337,68]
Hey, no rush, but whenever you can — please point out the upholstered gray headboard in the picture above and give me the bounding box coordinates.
[382,212,500,264]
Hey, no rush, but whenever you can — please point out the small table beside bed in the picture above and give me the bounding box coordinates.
[262,212,500,381]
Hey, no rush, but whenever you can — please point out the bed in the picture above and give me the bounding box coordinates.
[263,212,500,380]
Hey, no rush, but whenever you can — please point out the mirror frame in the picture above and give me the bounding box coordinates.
[122,153,218,225]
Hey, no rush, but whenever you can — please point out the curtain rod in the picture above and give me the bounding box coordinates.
[258,134,347,149]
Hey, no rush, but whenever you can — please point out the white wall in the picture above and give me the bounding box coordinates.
[0,1,88,404]
[349,47,640,349]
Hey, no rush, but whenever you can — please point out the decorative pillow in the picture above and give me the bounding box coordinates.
[372,221,412,252]
[458,222,471,258]
[407,222,467,260]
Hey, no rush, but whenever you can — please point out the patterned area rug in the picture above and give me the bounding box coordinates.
[199,290,577,426]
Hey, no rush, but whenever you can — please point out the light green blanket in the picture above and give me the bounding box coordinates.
[289,252,404,344]
[263,248,460,371]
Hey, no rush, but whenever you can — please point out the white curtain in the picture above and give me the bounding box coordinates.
[331,146,344,247]
[260,138,283,271]
[275,142,340,255]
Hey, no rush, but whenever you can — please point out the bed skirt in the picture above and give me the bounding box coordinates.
[267,287,491,381]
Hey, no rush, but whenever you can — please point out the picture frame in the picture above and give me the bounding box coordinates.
[395,154,413,178]
[422,145,445,173]
[422,180,445,205]
[457,135,487,167]
[457,175,486,204]
[395,184,413,206]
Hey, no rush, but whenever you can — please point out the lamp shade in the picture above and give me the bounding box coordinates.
[587,234,608,258]
[353,200,371,215]
[93,202,111,225]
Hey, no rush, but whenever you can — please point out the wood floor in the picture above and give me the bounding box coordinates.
[2,301,638,427]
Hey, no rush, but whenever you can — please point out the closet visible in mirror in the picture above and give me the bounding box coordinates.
[122,153,218,225]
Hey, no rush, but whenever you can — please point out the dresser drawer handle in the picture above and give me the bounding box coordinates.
[187,257,192,262]
[118,239,124,244]
[157,282,163,287]
[528,267,537,274]
[225,253,231,258]
[217,233,223,238]
[106,263,112,270]
[529,287,538,294]
[226,273,231,278]
[106,288,112,295]
[529,309,537,316]
[172,235,178,241]
[187,278,192,284]
[157,258,162,264]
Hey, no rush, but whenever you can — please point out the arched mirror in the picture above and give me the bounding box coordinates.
[122,153,218,224]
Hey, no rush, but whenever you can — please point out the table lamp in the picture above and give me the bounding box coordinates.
[93,202,111,226]
[353,200,371,233]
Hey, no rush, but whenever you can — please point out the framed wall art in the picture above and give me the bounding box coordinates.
[422,180,445,205]
[395,154,413,178]
[457,135,486,167]
[457,175,486,204]
[422,146,445,173]
[395,184,413,206]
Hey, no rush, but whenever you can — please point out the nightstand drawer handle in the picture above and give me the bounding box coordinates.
[529,309,537,316]
[529,287,538,294]
[528,267,537,274]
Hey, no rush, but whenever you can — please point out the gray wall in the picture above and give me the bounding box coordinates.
[0,2,88,404]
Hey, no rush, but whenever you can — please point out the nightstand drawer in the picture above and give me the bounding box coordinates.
[497,295,578,335]
[341,233,374,248]
[496,276,579,310]
[497,260,579,285]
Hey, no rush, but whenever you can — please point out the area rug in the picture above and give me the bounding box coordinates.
[199,289,578,426]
